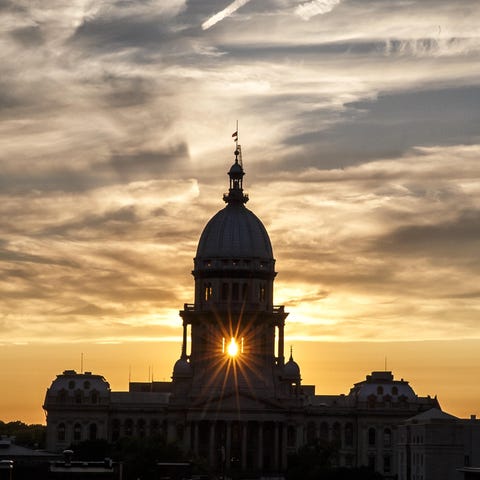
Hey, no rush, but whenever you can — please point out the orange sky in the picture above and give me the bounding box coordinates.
[2,339,479,425]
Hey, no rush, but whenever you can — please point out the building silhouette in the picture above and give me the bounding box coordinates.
[44,147,445,478]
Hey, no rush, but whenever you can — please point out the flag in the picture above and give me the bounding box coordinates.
[232,131,238,140]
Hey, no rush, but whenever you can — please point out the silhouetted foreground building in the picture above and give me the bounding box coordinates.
[44,147,461,478]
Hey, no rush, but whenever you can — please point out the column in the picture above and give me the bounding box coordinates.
[273,422,279,471]
[182,321,187,358]
[258,422,264,471]
[281,423,287,471]
[278,322,285,366]
[209,422,215,468]
[241,422,247,470]
[193,422,199,456]
[184,422,191,453]
[226,421,232,469]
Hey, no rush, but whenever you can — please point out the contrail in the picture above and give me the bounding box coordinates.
[202,0,252,30]
[295,0,340,20]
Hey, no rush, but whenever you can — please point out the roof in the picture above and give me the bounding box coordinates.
[196,203,273,261]
[405,407,458,423]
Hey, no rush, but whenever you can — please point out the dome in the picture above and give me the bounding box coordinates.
[196,204,273,261]
[47,370,110,393]
[172,358,193,379]
[195,150,274,265]
[283,349,301,380]
[348,371,417,401]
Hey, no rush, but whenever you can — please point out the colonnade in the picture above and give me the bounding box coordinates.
[168,419,294,474]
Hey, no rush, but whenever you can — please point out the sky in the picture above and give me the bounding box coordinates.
[1,0,480,424]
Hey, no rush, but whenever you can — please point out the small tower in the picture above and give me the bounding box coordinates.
[173,147,288,400]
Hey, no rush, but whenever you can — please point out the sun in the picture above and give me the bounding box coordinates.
[227,338,239,357]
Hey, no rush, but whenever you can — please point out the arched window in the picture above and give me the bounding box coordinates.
[332,422,341,446]
[345,423,354,447]
[137,419,146,438]
[91,391,99,404]
[368,427,376,446]
[74,390,82,404]
[111,419,121,442]
[58,390,67,404]
[306,422,316,444]
[392,386,398,395]
[89,423,97,441]
[124,419,133,437]
[57,423,66,442]
[73,423,82,442]
[377,385,384,395]
[68,380,75,390]
[83,380,90,389]
[150,419,160,436]
[320,422,329,441]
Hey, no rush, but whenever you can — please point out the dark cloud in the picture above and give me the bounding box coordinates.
[107,143,190,180]
[375,208,480,263]
[280,86,480,170]
[39,205,140,238]
[9,24,44,46]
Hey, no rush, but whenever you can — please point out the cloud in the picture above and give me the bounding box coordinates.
[202,0,253,30]
[295,0,340,21]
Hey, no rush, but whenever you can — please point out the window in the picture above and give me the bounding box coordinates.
[384,428,392,447]
[221,283,229,300]
[138,419,146,438]
[151,419,160,435]
[345,423,354,447]
[392,386,398,395]
[58,390,67,404]
[377,386,384,395]
[259,285,266,301]
[204,283,213,301]
[91,391,99,404]
[242,283,248,299]
[68,380,75,389]
[232,282,239,301]
[320,422,329,441]
[368,427,376,446]
[124,419,133,436]
[75,391,82,404]
[89,423,97,441]
[384,455,391,473]
[332,422,341,445]
[83,380,90,389]
[306,422,316,444]
[111,419,121,442]
[73,423,82,442]
[57,423,66,442]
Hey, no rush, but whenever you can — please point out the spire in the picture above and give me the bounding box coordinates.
[223,143,249,205]
[289,345,294,361]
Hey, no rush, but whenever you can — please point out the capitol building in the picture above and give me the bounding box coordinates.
[43,146,475,479]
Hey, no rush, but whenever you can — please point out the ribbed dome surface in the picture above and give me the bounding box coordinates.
[196,203,273,260]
